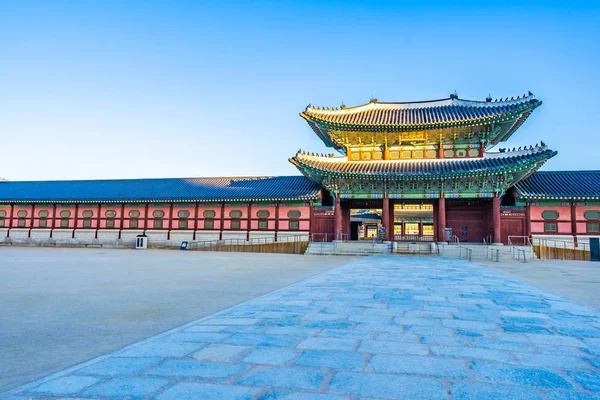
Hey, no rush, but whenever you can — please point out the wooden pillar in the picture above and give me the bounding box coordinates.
[274,203,280,242]
[118,203,125,239]
[29,203,35,237]
[525,203,532,238]
[73,204,79,238]
[167,203,173,240]
[193,203,199,240]
[492,196,501,244]
[382,196,391,241]
[389,199,395,240]
[95,203,101,239]
[342,205,351,240]
[50,203,57,238]
[143,203,149,233]
[309,202,315,241]
[246,203,252,241]
[571,202,578,246]
[219,203,225,240]
[438,197,446,242]
[433,201,438,241]
[334,198,342,240]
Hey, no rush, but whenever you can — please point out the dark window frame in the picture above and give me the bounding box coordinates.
[544,222,558,233]
[587,223,600,233]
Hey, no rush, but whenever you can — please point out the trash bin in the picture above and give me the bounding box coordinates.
[135,235,148,250]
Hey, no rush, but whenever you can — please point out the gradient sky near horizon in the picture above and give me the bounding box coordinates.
[1,0,599,181]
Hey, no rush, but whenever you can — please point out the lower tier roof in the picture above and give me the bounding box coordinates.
[515,171,600,200]
[0,176,321,203]
[290,144,556,179]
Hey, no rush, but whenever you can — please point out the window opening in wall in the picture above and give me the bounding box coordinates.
[178,210,190,229]
[229,210,242,230]
[203,210,216,229]
[257,210,269,230]
[17,210,27,227]
[287,210,301,230]
[105,210,116,228]
[585,210,600,233]
[129,210,140,229]
[542,210,559,233]
[152,210,164,229]
[82,210,93,228]
[58,210,71,228]
[0,210,5,227]
[38,210,49,228]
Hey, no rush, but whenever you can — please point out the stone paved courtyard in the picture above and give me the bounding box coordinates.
[3,256,600,399]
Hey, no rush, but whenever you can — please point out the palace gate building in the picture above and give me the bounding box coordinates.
[1,93,599,247]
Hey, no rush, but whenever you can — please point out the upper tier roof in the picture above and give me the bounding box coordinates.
[515,171,600,200]
[290,143,556,179]
[301,93,541,150]
[0,176,321,203]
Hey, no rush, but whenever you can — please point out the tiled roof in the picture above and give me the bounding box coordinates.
[301,94,540,131]
[515,171,600,200]
[290,144,556,179]
[0,176,321,203]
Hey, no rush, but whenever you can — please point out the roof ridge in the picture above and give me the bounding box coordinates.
[1,175,308,184]
[304,93,537,113]
[531,170,600,174]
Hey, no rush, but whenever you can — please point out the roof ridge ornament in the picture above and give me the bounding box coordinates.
[486,94,492,102]
[450,91,458,100]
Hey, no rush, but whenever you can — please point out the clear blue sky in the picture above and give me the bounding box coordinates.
[1,0,598,181]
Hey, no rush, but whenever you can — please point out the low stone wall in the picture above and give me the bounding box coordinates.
[0,228,310,249]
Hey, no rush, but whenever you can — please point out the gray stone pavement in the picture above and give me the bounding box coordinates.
[3,256,600,399]
[480,258,600,309]
[0,248,353,393]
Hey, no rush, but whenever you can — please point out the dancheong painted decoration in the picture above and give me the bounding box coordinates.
[0,92,599,247]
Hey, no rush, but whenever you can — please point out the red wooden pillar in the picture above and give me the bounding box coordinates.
[438,197,446,242]
[95,203,101,239]
[492,196,501,244]
[193,203,199,240]
[167,203,173,240]
[73,204,79,238]
[29,203,35,237]
[219,203,225,240]
[525,203,532,238]
[309,202,315,240]
[571,202,578,246]
[274,203,280,242]
[334,198,342,240]
[433,201,439,241]
[342,205,351,240]
[382,196,391,241]
[389,199,395,240]
[246,203,252,241]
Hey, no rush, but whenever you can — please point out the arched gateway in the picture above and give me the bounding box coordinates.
[291,94,556,244]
